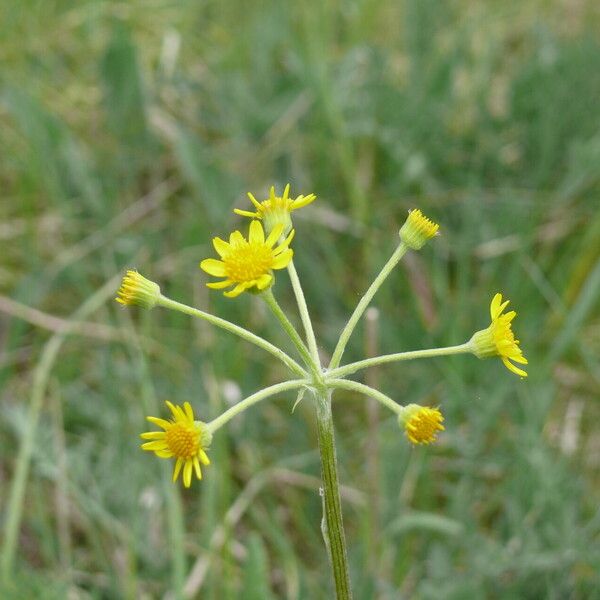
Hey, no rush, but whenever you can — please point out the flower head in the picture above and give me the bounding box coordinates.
[234,184,316,234]
[141,401,211,487]
[398,404,445,445]
[200,220,294,298]
[116,270,161,309]
[399,209,439,250]
[469,293,528,377]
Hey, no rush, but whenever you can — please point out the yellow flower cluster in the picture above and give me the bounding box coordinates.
[141,401,211,488]
[470,293,528,377]
[115,270,160,309]
[399,209,439,250]
[112,184,528,487]
[200,220,294,298]
[399,404,445,445]
[235,184,316,234]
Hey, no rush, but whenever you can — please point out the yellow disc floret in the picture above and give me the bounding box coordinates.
[115,270,161,309]
[399,209,439,250]
[141,401,211,488]
[234,184,316,233]
[398,404,445,445]
[200,220,294,298]
[469,293,528,377]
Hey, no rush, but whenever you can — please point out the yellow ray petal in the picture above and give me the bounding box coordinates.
[490,293,503,319]
[212,237,231,257]
[183,460,193,488]
[265,223,285,247]
[291,193,316,210]
[140,431,166,440]
[224,282,252,298]
[183,401,194,422]
[165,401,179,418]
[199,449,210,465]
[200,259,227,277]
[234,208,259,218]
[255,273,273,290]
[502,357,527,377]
[249,220,265,244]
[247,192,263,210]
[141,441,169,451]
[155,449,174,458]
[146,416,171,430]
[172,457,184,482]
[207,279,233,289]
[193,456,202,480]
[229,230,245,246]
[272,249,293,269]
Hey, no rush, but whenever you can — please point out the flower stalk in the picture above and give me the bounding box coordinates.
[261,288,321,380]
[205,380,309,434]
[156,294,306,377]
[328,343,471,379]
[329,242,408,369]
[287,259,320,366]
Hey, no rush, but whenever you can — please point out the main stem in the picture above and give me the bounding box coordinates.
[315,389,352,599]
[329,243,408,369]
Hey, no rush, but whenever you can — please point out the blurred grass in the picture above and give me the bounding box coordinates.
[1,0,600,598]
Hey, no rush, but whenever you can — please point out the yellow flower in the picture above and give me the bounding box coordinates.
[399,209,439,250]
[234,184,316,233]
[200,220,294,298]
[141,401,211,488]
[115,270,161,309]
[469,293,528,377]
[399,404,445,445]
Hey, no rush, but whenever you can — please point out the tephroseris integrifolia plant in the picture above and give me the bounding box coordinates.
[116,186,528,599]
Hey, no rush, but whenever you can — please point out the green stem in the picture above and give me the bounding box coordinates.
[315,389,353,599]
[326,379,403,416]
[328,343,471,379]
[206,379,309,434]
[157,295,306,377]
[261,289,320,379]
[1,275,120,581]
[287,260,320,366]
[329,243,408,369]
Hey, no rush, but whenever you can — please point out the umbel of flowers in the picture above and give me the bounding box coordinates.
[116,185,527,596]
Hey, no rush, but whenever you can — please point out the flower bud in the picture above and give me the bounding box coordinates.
[398,403,445,445]
[116,270,161,309]
[399,209,439,250]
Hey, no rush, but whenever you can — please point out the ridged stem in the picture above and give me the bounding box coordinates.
[315,389,353,599]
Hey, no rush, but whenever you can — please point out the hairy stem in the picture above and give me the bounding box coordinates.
[328,343,471,379]
[157,295,306,377]
[327,379,403,416]
[329,243,408,369]
[206,380,309,433]
[287,260,320,365]
[261,289,320,379]
[315,390,353,599]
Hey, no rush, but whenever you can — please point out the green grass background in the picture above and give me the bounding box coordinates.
[1,0,600,598]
